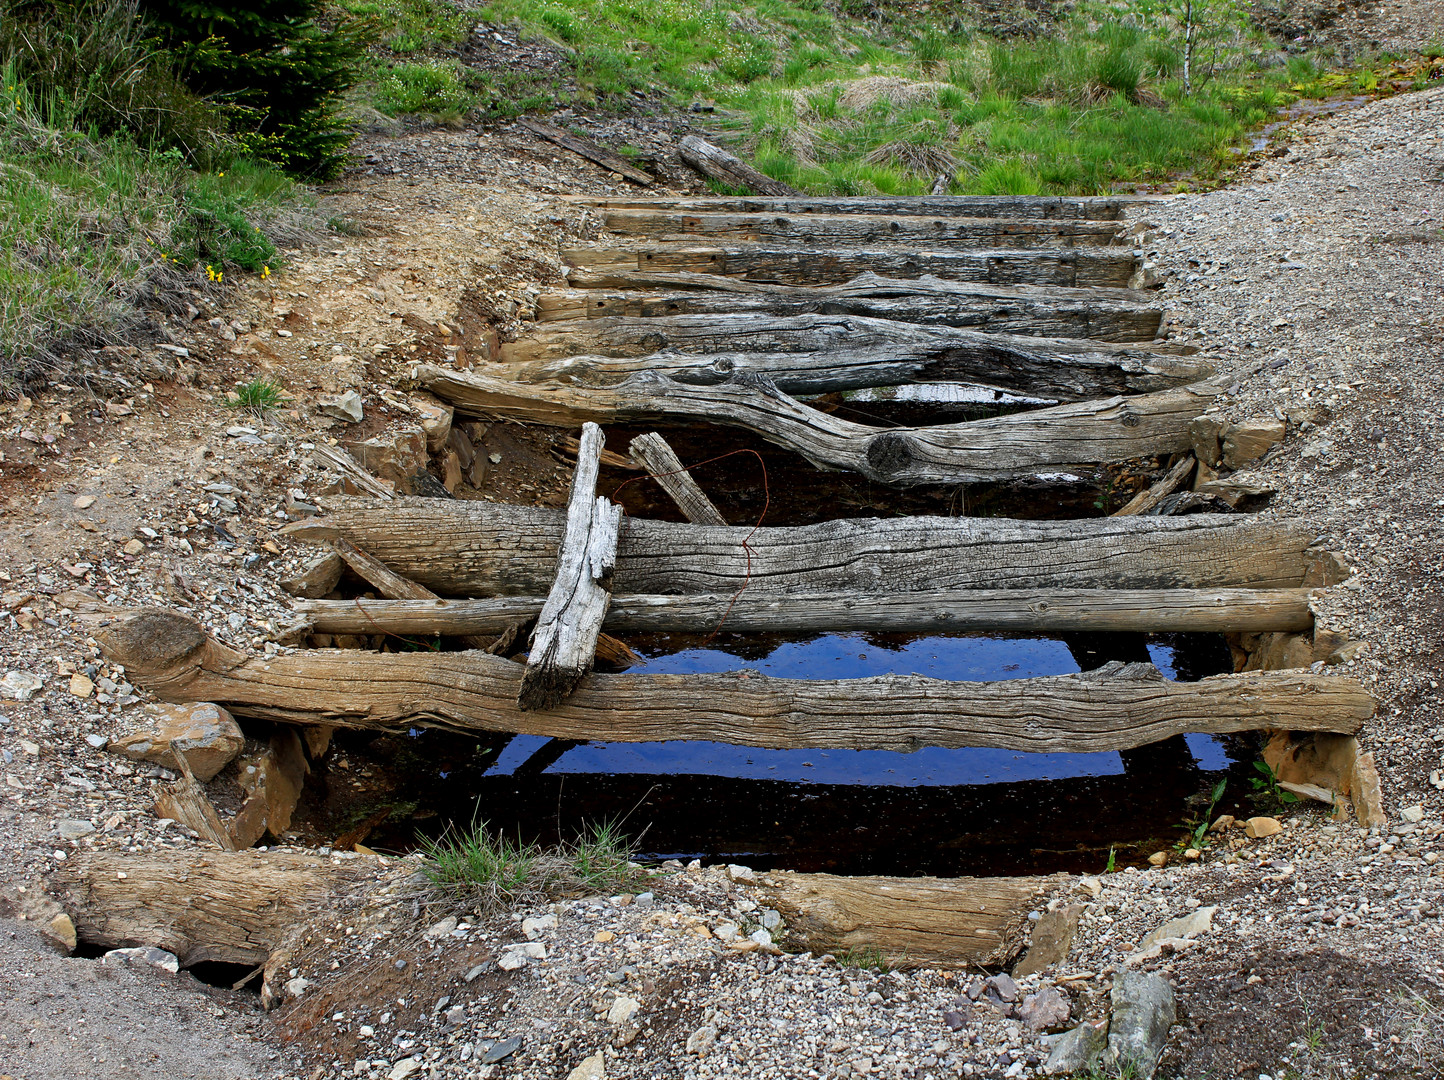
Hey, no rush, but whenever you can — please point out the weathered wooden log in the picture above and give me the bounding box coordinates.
[518,117,653,186]
[1113,455,1197,517]
[602,209,1125,248]
[495,315,1210,400]
[755,870,1058,967]
[311,443,394,499]
[282,497,1316,595]
[48,849,373,967]
[565,194,1159,220]
[294,587,1316,637]
[564,243,1138,289]
[330,536,434,601]
[519,422,622,711]
[537,275,1165,342]
[677,135,801,196]
[96,611,1374,752]
[417,365,1219,487]
[628,431,727,525]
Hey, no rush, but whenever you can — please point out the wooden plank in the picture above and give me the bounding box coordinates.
[518,117,653,186]
[756,870,1058,967]
[677,135,800,196]
[518,422,621,711]
[628,431,727,525]
[294,588,1317,637]
[311,443,394,499]
[565,194,1161,220]
[536,278,1164,342]
[282,497,1316,595]
[1113,455,1197,516]
[564,243,1138,289]
[96,611,1375,753]
[329,536,434,601]
[602,209,1125,247]
[496,314,1211,400]
[417,364,1219,487]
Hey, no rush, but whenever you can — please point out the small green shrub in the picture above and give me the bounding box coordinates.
[225,377,289,412]
[375,60,475,119]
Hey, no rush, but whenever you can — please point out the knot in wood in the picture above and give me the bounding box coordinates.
[1120,409,1141,428]
[730,370,787,400]
[709,356,736,376]
[865,431,920,479]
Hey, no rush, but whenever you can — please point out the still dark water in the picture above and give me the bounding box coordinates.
[303,629,1256,877]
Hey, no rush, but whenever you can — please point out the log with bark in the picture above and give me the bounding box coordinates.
[564,193,1159,220]
[97,611,1373,752]
[627,431,727,525]
[493,315,1211,400]
[293,587,1316,637]
[600,209,1125,248]
[416,364,1219,486]
[563,243,1139,289]
[676,135,801,196]
[755,870,1059,967]
[537,274,1165,342]
[282,497,1317,595]
[518,117,653,186]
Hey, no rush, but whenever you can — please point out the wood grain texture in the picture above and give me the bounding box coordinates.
[565,194,1159,220]
[96,612,1374,752]
[519,422,621,711]
[418,365,1219,486]
[518,117,653,185]
[1113,455,1197,516]
[282,498,1316,595]
[677,135,801,196]
[49,850,371,966]
[602,209,1125,248]
[757,871,1059,967]
[628,431,727,525]
[294,588,1317,636]
[563,243,1138,289]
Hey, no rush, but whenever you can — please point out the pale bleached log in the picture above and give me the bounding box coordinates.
[677,135,800,196]
[563,193,1159,220]
[311,443,394,499]
[563,243,1138,289]
[628,431,727,525]
[1113,455,1197,517]
[601,209,1124,247]
[95,611,1374,753]
[755,870,1059,967]
[294,587,1316,637]
[518,422,622,711]
[417,364,1220,487]
[281,498,1316,595]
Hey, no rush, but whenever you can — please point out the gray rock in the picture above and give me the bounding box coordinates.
[85,733,109,749]
[1019,988,1072,1032]
[318,390,364,424]
[481,1036,522,1064]
[102,946,180,974]
[0,670,44,701]
[110,702,244,781]
[1106,970,1176,1079]
[686,1024,718,1054]
[57,819,95,840]
[985,973,1019,1002]
[942,1008,969,1030]
[1045,1019,1108,1075]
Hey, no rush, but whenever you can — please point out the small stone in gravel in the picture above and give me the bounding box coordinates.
[686,1024,718,1054]
[318,390,364,424]
[593,931,615,943]
[942,1009,969,1030]
[388,1057,422,1080]
[464,963,491,982]
[103,946,180,974]
[1,670,44,700]
[607,995,641,1025]
[73,495,97,509]
[985,973,1019,1002]
[85,733,108,749]
[1018,988,1071,1032]
[481,1036,522,1064]
[1107,970,1176,1079]
[424,916,457,938]
[1046,1019,1108,1075]
[69,672,95,698]
[1245,816,1283,838]
[57,819,95,840]
[1401,804,1425,823]
[522,914,557,938]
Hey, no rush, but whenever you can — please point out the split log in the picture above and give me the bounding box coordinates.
[48,849,373,967]
[518,117,653,186]
[564,243,1138,289]
[294,587,1316,637]
[311,443,394,499]
[495,314,1211,400]
[564,193,1160,220]
[282,497,1316,594]
[1113,455,1197,517]
[96,611,1375,753]
[330,536,434,601]
[601,209,1125,247]
[677,135,801,196]
[755,870,1059,967]
[417,365,1220,487]
[518,422,621,711]
[537,275,1164,343]
[627,431,727,525]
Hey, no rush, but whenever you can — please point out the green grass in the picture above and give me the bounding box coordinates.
[224,377,290,413]
[337,0,472,53]
[374,59,477,121]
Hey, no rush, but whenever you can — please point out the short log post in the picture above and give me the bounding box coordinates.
[628,431,727,526]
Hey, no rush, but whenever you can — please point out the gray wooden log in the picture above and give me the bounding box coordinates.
[677,135,801,196]
[293,587,1316,637]
[495,314,1211,400]
[628,432,726,525]
[1113,455,1198,517]
[601,209,1125,248]
[518,422,622,711]
[563,194,1160,220]
[330,536,434,601]
[281,498,1316,595]
[416,364,1220,487]
[536,277,1164,342]
[98,611,1374,754]
[518,117,653,186]
[564,243,1138,289]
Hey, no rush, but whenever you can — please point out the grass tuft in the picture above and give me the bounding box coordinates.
[225,377,290,413]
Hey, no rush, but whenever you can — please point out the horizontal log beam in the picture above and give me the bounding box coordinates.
[565,194,1160,220]
[282,497,1316,595]
[294,588,1316,636]
[564,244,1138,289]
[97,611,1372,754]
[601,209,1125,247]
[417,365,1219,487]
